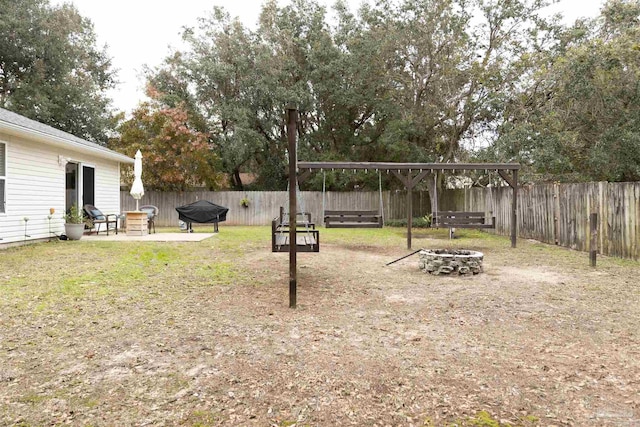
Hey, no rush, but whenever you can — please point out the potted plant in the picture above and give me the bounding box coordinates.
[63,204,85,240]
[240,197,250,208]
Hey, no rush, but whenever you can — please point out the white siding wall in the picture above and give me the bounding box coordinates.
[0,131,122,244]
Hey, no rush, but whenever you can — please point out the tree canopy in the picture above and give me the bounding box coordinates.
[106,0,640,187]
[0,0,117,143]
[484,0,640,182]
[109,99,224,191]
[125,0,566,190]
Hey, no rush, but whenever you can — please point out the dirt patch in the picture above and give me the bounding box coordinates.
[496,266,570,284]
[0,228,639,426]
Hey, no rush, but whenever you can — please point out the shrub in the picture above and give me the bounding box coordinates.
[385,215,431,228]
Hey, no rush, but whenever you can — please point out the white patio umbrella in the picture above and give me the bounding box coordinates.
[130,149,145,210]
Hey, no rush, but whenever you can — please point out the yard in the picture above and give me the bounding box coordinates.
[0,227,638,426]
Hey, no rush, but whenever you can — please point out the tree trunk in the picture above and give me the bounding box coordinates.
[231,169,244,190]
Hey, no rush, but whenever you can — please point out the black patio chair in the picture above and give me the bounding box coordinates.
[83,204,118,235]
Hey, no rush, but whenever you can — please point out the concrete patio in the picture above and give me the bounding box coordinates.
[82,232,216,242]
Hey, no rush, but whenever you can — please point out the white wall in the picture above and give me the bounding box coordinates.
[0,131,122,244]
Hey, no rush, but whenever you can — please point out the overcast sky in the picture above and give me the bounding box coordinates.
[50,0,606,115]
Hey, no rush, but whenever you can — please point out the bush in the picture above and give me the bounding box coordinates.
[385,216,431,228]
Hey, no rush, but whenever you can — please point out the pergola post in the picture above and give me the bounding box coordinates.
[287,108,297,308]
[391,170,429,250]
[497,169,519,248]
[391,171,412,249]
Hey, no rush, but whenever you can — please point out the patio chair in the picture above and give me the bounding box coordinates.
[139,205,159,234]
[83,204,118,235]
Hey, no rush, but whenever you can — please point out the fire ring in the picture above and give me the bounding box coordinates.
[419,249,484,275]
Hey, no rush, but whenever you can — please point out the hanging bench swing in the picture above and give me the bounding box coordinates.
[431,170,495,239]
[322,170,384,228]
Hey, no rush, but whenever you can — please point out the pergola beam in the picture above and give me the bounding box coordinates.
[411,170,430,188]
[391,170,407,186]
[298,162,520,171]
[497,170,516,188]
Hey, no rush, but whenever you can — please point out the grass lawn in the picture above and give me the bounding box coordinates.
[0,226,639,426]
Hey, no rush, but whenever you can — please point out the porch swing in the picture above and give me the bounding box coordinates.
[322,169,384,228]
[431,170,496,239]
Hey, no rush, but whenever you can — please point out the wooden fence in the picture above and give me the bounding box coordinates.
[465,182,640,260]
[120,190,456,228]
[121,181,640,259]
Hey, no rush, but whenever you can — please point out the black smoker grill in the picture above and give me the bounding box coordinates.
[175,200,229,232]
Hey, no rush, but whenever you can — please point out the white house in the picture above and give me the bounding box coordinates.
[0,108,133,245]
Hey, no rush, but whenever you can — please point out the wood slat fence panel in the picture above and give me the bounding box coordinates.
[121,190,437,228]
[464,182,640,260]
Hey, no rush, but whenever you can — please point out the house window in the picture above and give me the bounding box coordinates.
[0,142,5,214]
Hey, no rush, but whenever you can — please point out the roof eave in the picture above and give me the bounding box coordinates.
[0,121,134,164]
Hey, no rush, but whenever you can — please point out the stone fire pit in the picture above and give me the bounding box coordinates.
[419,249,483,275]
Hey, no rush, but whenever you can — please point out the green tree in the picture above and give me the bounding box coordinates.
[147,8,282,189]
[142,0,558,195]
[490,0,640,182]
[347,0,559,204]
[0,0,116,142]
[109,101,223,191]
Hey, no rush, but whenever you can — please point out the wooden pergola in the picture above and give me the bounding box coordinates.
[286,109,520,308]
[297,161,520,250]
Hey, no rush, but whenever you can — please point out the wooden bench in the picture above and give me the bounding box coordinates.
[433,211,495,238]
[271,208,319,253]
[324,210,383,228]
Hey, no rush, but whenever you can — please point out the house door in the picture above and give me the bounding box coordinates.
[82,165,95,207]
[65,162,78,212]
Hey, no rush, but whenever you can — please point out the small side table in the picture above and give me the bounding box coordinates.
[125,211,148,236]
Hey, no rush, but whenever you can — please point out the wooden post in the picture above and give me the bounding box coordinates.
[553,182,560,245]
[407,172,412,250]
[287,108,297,308]
[511,169,518,248]
[433,173,438,226]
[590,212,598,267]
[271,217,276,252]
[390,170,411,249]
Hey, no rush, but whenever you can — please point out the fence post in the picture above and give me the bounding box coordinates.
[553,182,560,245]
[511,169,518,248]
[590,212,598,267]
[407,174,413,250]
